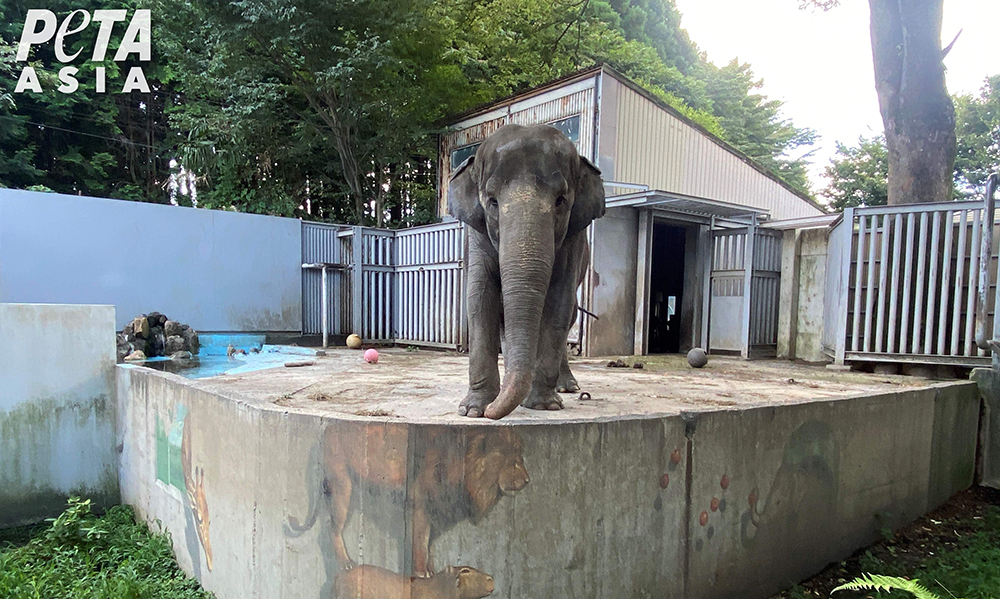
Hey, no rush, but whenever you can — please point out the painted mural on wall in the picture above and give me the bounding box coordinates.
[155,405,214,573]
[285,422,528,598]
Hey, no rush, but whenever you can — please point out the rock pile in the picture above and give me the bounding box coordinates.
[117,311,200,362]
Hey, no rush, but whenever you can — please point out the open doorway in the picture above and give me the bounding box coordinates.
[647,223,686,353]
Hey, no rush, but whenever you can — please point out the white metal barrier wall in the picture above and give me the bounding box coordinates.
[823,200,999,366]
[302,221,466,350]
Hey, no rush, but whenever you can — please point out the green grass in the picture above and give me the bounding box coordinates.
[0,497,213,599]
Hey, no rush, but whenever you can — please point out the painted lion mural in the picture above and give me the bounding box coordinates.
[286,423,529,576]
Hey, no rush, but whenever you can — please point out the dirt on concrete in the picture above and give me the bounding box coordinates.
[187,349,952,424]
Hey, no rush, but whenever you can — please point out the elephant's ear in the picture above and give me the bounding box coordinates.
[448,156,486,234]
[568,156,606,238]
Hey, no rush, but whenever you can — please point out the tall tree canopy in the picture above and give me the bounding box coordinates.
[1,0,818,224]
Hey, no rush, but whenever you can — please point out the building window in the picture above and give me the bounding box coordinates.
[451,143,481,170]
[549,115,580,142]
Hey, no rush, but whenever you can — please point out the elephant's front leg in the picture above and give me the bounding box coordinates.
[459,230,502,418]
[523,243,582,411]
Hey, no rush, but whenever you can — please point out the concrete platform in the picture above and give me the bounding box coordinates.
[192,349,932,421]
[116,350,981,599]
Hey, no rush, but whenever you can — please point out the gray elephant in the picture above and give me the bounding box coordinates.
[448,124,606,419]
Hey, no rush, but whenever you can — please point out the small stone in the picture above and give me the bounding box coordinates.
[165,335,186,355]
[132,317,150,339]
[164,320,183,337]
[170,350,193,360]
[285,359,316,368]
[124,350,147,361]
[632,362,644,369]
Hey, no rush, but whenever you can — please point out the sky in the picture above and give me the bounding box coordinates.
[672,0,1000,199]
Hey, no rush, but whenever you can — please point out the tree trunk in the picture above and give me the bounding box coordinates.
[869,0,955,205]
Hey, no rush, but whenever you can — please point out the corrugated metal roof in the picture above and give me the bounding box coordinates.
[606,190,767,223]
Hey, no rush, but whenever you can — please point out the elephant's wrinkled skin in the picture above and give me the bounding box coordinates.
[448,124,606,419]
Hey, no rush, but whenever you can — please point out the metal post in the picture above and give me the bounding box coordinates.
[976,173,999,351]
[701,216,715,352]
[321,266,329,348]
[634,210,653,355]
[741,216,757,359]
[352,226,364,339]
[834,207,855,364]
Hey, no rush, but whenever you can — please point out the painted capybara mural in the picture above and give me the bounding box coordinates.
[285,421,527,593]
[335,565,495,599]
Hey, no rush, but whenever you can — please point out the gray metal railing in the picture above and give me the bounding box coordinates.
[824,198,1000,366]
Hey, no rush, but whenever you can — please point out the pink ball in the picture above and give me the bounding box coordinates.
[364,349,379,364]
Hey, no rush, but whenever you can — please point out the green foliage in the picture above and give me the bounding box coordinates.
[2,0,817,220]
[700,59,817,196]
[954,75,1000,199]
[824,135,889,210]
[0,497,213,598]
[833,574,941,599]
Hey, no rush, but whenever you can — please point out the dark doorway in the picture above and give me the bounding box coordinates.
[648,223,686,353]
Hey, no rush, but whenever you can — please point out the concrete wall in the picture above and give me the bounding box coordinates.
[588,207,638,356]
[118,365,979,599]
[777,227,830,362]
[0,189,302,332]
[0,303,118,527]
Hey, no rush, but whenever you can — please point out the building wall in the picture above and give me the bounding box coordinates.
[607,81,823,221]
[0,303,118,527]
[588,207,639,356]
[0,189,302,332]
[437,75,598,218]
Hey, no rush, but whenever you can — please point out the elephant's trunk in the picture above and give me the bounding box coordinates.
[484,187,554,420]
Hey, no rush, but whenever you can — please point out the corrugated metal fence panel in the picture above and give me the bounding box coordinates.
[709,229,747,351]
[303,221,466,349]
[302,223,351,335]
[612,83,821,220]
[750,229,782,347]
[394,221,466,348]
[361,230,395,343]
[839,201,997,364]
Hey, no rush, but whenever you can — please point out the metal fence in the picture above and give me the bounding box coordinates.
[823,200,1000,366]
[708,225,782,357]
[302,221,467,350]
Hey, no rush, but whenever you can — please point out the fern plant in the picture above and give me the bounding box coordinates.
[833,574,951,599]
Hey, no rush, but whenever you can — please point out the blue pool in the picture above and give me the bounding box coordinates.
[137,334,314,379]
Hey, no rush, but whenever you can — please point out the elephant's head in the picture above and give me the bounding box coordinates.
[448,124,605,419]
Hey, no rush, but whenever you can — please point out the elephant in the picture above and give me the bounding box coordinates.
[448,123,606,419]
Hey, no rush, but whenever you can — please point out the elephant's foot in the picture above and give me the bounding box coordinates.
[458,388,497,418]
[556,372,580,393]
[522,387,564,411]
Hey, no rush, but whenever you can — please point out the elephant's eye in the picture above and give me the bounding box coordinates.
[487,196,498,208]
[555,195,567,207]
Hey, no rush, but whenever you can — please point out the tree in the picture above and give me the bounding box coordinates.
[823,135,888,210]
[806,0,956,205]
